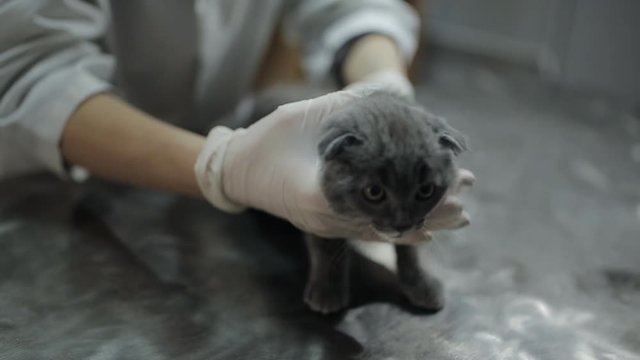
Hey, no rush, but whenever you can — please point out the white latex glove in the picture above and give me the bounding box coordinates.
[346,69,415,100]
[195,89,474,243]
[424,169,475,230]
[196,90,368,239]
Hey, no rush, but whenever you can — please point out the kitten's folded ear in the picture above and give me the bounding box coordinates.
[439,131,467,156]
[431,115,468,155]
[318,130,363,161]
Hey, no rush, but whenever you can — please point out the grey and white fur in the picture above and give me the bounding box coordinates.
[235,86,467,314]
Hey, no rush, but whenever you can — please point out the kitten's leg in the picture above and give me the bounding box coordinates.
[395,245,444,311]
[304,235,351,314]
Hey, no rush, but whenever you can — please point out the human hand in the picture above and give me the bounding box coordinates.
[423,168,475,231]
[196,90,380,239]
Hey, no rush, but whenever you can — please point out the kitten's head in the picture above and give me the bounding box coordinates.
[318,93,467,238]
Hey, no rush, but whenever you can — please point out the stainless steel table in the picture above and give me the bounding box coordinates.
[1,52,639,359]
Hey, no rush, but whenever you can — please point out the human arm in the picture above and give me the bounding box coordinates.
[340,33,415,98]
[282,0,418,85]
[0,1,206,196]
[0,0,113,178]
[61,94,205,197]
[341,33,408,84]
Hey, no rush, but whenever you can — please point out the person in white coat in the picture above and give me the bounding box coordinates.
[0,0,473,242]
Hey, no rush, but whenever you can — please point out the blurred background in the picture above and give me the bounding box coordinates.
[260,0,639,111]
[425,0,640,105]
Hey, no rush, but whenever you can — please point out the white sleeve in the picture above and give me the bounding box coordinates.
[282,0,420,82]
[0,0,114,177]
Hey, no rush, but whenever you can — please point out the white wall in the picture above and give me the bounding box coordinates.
[426,0,640,103]
[561,0,640,103]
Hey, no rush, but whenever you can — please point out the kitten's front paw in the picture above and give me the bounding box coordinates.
[400,275,445,311]
[304,281,350,314]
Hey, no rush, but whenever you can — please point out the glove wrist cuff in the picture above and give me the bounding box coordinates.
[195,126,247,213]
[348,69,415,100]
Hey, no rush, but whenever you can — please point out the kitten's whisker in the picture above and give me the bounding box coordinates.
[428,232,447,257]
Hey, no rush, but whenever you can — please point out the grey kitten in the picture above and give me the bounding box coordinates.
[236,86,467,314]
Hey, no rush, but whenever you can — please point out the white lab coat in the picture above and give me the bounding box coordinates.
[0,0,418,180]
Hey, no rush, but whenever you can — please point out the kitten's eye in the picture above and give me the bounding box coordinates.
[362,185,386,203]
[417,184,435,200]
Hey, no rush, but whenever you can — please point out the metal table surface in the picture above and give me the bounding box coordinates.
[1,53,639,359]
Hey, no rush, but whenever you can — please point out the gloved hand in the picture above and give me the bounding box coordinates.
[195,89,474,243]
[196,90,366,239]
[424,168,475,231]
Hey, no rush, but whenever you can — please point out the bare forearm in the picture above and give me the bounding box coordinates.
[342,34,408,84]
[61,93,205,197]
